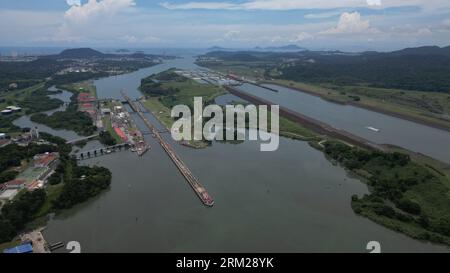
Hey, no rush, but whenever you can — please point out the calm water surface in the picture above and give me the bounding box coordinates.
[22,56,448,252]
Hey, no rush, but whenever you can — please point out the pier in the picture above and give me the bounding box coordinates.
[121,91,214,207]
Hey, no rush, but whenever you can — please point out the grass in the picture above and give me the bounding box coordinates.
[60,81,97,97]
[197,61,268,80]
[143,97,175,129]
[34,183,64,218]
[0,83,46,111]
[273,79,450,130]
[102,116,123,144]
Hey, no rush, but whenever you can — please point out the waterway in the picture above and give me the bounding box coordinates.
[13,87,83,140]
[15,56,448,252]
[236,83,450,164]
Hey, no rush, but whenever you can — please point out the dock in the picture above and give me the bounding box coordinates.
[121,91,214,207]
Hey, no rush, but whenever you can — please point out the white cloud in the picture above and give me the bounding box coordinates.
[66,0,82,6]
[304,11,342,19]
[321,12,379,34]
[224,30,241,40]
[160,0,450,11]
[366,0,382,6]
[290,32,314,42]
[56,0,136,42]
[64,0,135,24]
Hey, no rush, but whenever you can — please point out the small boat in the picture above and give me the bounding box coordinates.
[366,126,380,132]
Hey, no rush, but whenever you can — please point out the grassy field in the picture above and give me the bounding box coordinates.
[197,61,268,80]
[142,97,175,129]
[34,183,64,218]
[0,83,46,110]
[60,81,97,97]
[273,79,450,130]
[102,116,123,144]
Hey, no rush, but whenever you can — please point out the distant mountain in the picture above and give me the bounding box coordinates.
[116,49,130,53]
[388,46,450,57]
[254,45,306,51]
[56,48,106,59]
[208,46,229,51]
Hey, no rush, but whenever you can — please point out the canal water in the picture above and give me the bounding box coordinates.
[22,56,448,252]
[13,88,83,141]
[236,83,450,164]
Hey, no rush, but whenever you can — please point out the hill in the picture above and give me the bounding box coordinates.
[56,48,106,59]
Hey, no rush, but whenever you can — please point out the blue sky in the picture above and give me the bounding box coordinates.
[1,0,449,51]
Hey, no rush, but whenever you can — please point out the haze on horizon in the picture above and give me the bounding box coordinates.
[1,0,450,51]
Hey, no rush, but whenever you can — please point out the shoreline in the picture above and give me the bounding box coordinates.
[263,81,450,133]
[224,86,385,151]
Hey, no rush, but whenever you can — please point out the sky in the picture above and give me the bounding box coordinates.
[0,0,449,51]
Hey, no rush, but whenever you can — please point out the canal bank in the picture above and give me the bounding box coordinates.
[37,56,449,252]
[234,83,450,164]
[267,81,450,133]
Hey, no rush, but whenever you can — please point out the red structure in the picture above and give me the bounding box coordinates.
[114,127,128,142]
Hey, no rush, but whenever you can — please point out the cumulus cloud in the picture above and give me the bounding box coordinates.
[321,12,379,34]
[290,32,314,42]
[56,0,135,42]
[366,0,382,6]
[224,30,241,40]
[66,0,81,6]
[64,0,135,24]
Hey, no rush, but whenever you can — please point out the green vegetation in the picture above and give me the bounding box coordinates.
[275,80,450,130]
[0,83,65,134]
[102,116,122,144]
[0,143,59,177]
[141,70,227,110]
[48,72,108,87]
[34,184,64,218]
[31,111,96,136]
[199,52,450,130]
[53,165,112,209]
[202,47,450,93]
[98,131,117,146]
[0,189,46,243]
[141,70,226,148]
[60,81,97,97]
[197,60,268,80]
[323,141,450,245]
[0,170,19,184]
[30,92,97,136]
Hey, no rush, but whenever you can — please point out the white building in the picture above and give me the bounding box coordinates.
[0,189,18,201]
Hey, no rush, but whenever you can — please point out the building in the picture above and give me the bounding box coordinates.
[8,83,18,89]
[31,127,40,140]
[114,127,128,142]
[0,139,11,148]
[33,152,59,169]
[0,133,6,139]
[3,243,33,254]
[0,189,18,201]
[101,108,111,115]
[6,106,22,113]
[1,109,13,116]
[4,179,26,190]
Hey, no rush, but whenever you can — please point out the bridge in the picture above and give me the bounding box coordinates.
[66,134,100,144]
[121,90,214,207]
[73,143,131,161]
